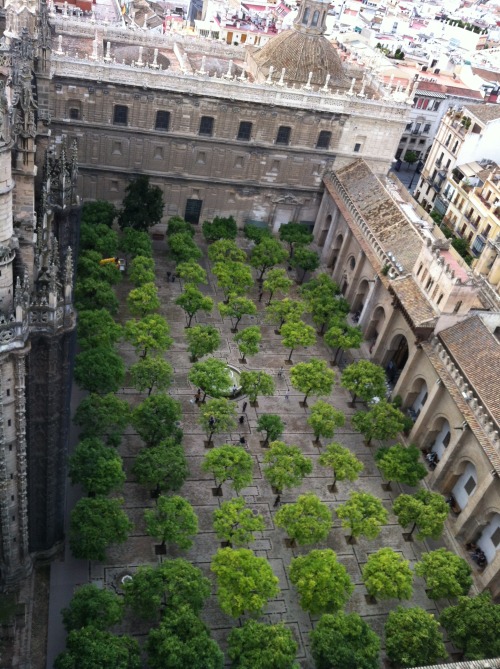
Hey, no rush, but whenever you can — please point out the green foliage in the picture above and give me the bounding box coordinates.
[202,215,238,242]
[336,492,388,540]
[265,298,307,329]
[239,370,274,403]
[69,437,125,496]
[430,210,444,225]
[385,607,447,668]
[166,216,195,237]
[234,326,261,362]
[129,255,156,286]
[176,260,208,285]
[375,443,427,485]
[54,628,140,669]
[309,294,350,334]
[319,442,364,487]
[213,261,253,299]
[175,284,214,327]
[228,620,298,669]
[169,231,203,263]
[129,356,173,395]
[75,278,119,314]
[362,548,413,600]
[451,236,472,264]
[393,489,449,540]
[263,441,312,497]
[353,402,407,446]
[213,498,265,546]
[324,323,363,363]
[403,150,418,166]
[275,494,332,545]
[133,441,188,495]
[74,347,125,394]
[211,547,280,618]
[243,223,272,243]
[310,612,380,669]
[263,268,293,304]
[440,593,500,660]
[73,393,130,447]
[290,359,335,403]
[256,414,284,446]
[69,497,132,561]
[123,560,211,619]
[299,272,340,300]
[202,444,253,493]
[186,324,221,361]
[415,549,472,600]
[307,400,345,442]
[120,228,153,258]
[147,605,223,669]
[290,246,320,283]
[118,175,164,231]
[219,295,257,330]
[208,239,246,264]
[188,358,232,400]
[249,237,287,280]
[80,223,119,258]
[62,584,124,632]
[77,309,123,350]
[124,314,172,358]
[131,393,182,446]
[76,250,121,284]
[199,398,238,441]
[144,495,198,549]
[279,222,313,257]
[289,549,353,614]
[340,360,387,403]
[280,320,316,361]
[126,282,160,318]
[82,200,117,228]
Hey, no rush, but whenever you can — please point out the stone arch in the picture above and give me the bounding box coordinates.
[328,233,343,269]
[427,416,451,459]
[351,278,369,315]
[365,305,385,345]
[318,213,332,248]
[404,377,428,417]
[311,9,320,26]
[384,333,409,385]
[477,511,500,564]
[451,461,478,512]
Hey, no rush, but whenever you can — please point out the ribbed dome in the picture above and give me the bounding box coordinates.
[251,29,346,87]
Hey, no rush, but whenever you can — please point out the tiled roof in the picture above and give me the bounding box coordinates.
[417,81,483,100]
[464,103,500,124]
[334,159,422,271]
[389,276,436,328]
[439,315,500,424]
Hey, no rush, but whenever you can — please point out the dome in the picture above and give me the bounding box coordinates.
[251,29,346,87]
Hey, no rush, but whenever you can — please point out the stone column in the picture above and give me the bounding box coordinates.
[320,206,340,263]
[331,228,351,284]
[358,278,379,329]
[370,306,399,364]
[345,250,366,305]
[453,474,498,538]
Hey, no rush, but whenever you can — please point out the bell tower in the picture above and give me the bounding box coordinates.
[293,0,330,35]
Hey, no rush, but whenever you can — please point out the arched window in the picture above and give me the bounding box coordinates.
[454,300,462,313]
[302,7,310,24]
[436,293,444,306]
[416,263,423,277]
[311,10,320,26]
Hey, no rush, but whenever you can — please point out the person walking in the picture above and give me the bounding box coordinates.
[284,392,289,402]
[239,415,245,425]
[242,401,248,413]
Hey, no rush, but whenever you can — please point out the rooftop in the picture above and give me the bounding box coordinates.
[464,102,500,124]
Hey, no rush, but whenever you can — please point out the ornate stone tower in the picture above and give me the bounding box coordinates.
[0,0,79,588]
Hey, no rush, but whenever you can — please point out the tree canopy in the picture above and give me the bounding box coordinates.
[213,261,253,299]
[54,628,140,669]
[336,492,388,540]
[263,441,312,504]
[219,295,257,331]
[129,255,156,286]
[256,414,284,446]
[176,260,208,285]
[186,324,221,361]
[275,494,332,546]
[168,231,203,263]
[228,620,298,669]
[144,495,198,549]
[290,246,320,283]
[69,497,132,561]
[73,393,130,447]
[188,358,232,401]
[126,282,160,318]
[118,175,164,231]
[279,222,313,257]
[131,393,182,446]
[77,309,123,350]
[340,361,387,404]
[175,284,214,327]
[120,228,153,258]
[239,371,275,404]
[213,498,266,547]
[211,547,280,618]
[166,216,195,238]
[307,400,345,443]
[385,607,447,668]
[129,356,173,396]
[74,347,125,395]
[440,593,500,660]
[75,278,119,314]
[82,200,117,228]
[202,216,238,242]
[249,237,287,281]
[353,401,407,446]
[318,442,364,488]
[324,323,363,363]
[198,398,237,443]
[415,549,472,600]
[124,314,173,358]
[280,320,316,362]
[375,443,427,486]
[265,298,307,330]
[290,359,335,403]
[202,444,254,494]
[62,584,124,632]
[234,326,261,362]
[310,612,380,669]
[133,441,189,496]
[69,437,125,496]
[208,238,247,264]
[393,489,449,540]
[262,268,293,304]
[362,547,413,600]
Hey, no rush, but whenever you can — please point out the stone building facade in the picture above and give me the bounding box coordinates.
[313,159,500,595]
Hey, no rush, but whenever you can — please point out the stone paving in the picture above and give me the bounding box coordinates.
[77,231,459,667]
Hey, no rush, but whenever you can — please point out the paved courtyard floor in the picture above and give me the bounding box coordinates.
[47,230,466,668]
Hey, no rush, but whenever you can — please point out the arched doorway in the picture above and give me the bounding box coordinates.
[328,234,343,269]
[365,306,385,348]
[477,513,500,565]
[351,279,369,316]
[405,378,428,419]
[318,214,332,248]
[428,418,451,460]
[452,462,477,512]
[385,334,409,385]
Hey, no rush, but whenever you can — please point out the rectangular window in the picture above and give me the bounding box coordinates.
[155,111,170,131]
[491,526,500,548]
[69,108,80,120]
[276,126,291,145]
[354,143,361,152]
[184,198,203,225]
[113,105,128,125]
[237,121,252,141]
[199,116,214,136]
[423,123,431,133]
[316,131,331,149]
[464,476,476,495]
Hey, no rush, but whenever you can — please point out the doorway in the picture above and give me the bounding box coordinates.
[184,199,203,225]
